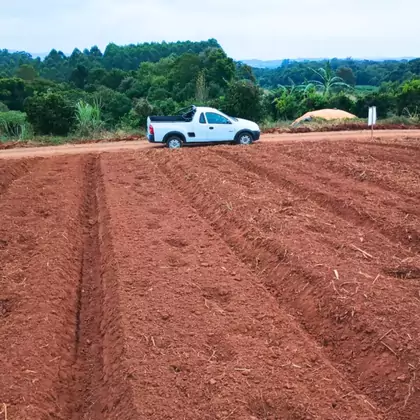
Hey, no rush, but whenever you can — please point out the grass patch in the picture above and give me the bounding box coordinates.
[0,129,146,149]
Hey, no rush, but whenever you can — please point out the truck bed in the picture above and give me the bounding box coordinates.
[149,116,188,122]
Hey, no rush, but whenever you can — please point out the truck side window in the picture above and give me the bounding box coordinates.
[206,113,230,125]
[199,113,206,124]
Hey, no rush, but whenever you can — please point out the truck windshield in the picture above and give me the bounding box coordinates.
[219,111,238,122]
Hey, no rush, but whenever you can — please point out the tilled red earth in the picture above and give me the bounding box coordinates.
[0,137,419,419]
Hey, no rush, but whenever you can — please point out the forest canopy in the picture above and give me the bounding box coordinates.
[1,39,419,138]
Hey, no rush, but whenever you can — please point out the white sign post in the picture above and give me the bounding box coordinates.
[368,106,377,140]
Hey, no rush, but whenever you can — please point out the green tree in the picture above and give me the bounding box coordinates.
[236,63,257,84]
[275,90,301,120]
[86,67,107,87]
[297,88,329,115]
[397,79,420,114]
[224,80,262,121]
[101,69,127,90]
[16,64,38,81]
[70,65,89,89]
[154,98,178,116]
[327,93,355,113]
[408,59,420,75]
[119,77,144,99]
[202,48,235,86]
[195,71,208,104]
[120,98,156,130]
[24,92,74,135]
[93,87,131,126]
[0,77,30,110]
[353,92,396,118]
[169,53,202,101]
[336,67,356,86]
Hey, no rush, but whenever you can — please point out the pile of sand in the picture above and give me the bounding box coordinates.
[292,109,357,126]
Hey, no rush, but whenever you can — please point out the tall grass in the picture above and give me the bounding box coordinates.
[0,111,32,141]
[75,100,103,137]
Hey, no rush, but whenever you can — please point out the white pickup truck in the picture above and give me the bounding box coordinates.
[147,105,260,148]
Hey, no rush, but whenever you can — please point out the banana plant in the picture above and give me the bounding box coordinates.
[272,78,308,104]
[308,61,350,96]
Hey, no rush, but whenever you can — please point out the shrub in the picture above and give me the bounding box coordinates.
[0,102,9,112]
[119,98,157,131]
[223,80,263,121]
[24,92,75,135]
[93,87,131,126]
[397,79,420,114]
[132,98,156,127]
[327,93,355,113]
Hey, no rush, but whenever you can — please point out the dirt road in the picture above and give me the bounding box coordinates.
[0,135,419,419]
[0,129,419,159]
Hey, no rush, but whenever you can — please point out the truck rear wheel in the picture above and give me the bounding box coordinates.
[167,136,183,149]
[235,132,253,145]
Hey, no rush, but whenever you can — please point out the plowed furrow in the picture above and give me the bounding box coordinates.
[148,147,420,420]
[274,143,420,199]
[99,151,379,420]
[0,156,85,420]
[356,140,420,152]
[285,140,420,168]
[215,148,420,250]
[0,158,39,196]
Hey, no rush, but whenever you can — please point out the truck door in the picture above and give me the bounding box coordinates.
[193,112,210,142]
[205,112,235,141]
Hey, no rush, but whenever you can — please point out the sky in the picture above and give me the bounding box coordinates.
[1,0,419,60]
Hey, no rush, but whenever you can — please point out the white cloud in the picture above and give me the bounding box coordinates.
[0,0,419,59]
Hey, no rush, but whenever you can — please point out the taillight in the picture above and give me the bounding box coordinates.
[149,125,154,135]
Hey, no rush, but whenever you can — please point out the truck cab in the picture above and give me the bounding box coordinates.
[147,106,260,148]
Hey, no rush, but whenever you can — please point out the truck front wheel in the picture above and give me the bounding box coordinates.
[235,132,253,145]
[166,136,183,149]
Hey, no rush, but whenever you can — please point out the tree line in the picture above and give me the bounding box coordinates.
[0,40,419,139]
[254,57,420,88]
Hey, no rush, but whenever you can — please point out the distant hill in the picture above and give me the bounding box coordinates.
[240,59,285,69]
[30,52,49,59]
[8,49,48,59]
[241,57,416,69]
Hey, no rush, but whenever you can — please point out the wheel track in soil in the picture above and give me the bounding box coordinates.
[213,148,420,250]
[0,154,139,420]
[147,147,420,420]
[71,155,105,419]
[70,154,139,420]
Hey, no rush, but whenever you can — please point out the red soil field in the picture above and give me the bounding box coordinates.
[0,136,419,420]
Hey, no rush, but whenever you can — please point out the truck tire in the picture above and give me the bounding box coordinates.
[166,136,183,149]
[235,131,254,145]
